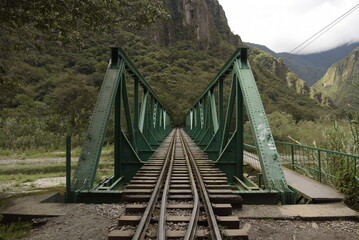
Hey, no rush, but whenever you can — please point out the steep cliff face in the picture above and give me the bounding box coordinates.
[309,88,333,107]
[313,47,359,108]
[250,49,302,91]
[137,1,327,121]
[249,48,333,106]
[145,0,242,50]
[246,48,326,120]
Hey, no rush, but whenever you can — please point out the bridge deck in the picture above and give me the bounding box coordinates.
[244,152,344,203]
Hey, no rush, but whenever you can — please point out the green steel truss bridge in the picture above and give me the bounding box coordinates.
[65,48,358,205]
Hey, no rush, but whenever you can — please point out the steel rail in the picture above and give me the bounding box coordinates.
[132,129,177,240]
[158,130,177,239]
[179,130,200,240]
[179,129,223,240]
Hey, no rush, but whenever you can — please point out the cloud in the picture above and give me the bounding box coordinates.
[218,0,359,53]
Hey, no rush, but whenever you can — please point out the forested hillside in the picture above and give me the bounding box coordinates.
[246,42,359,87]
[0,0,331,151]
[313,47,359,108]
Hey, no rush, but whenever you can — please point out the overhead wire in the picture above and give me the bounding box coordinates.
[289,3,359,54]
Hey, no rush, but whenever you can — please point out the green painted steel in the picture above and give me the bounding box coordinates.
[69,48,171,201]
[185,48,293,204]
[72,59,125,191]
[65,136,73,203]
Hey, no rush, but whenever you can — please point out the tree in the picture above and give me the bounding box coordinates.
[0,0,169,48]
[0,0,169,87]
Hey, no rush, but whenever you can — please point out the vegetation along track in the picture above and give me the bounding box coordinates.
[108,129,247,239]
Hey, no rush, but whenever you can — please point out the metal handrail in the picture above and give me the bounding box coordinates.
[244,135,359,185]
[244,135,359,159]
[275,141,359,159]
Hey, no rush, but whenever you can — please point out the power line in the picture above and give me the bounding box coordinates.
[289,3,359,54]
[294,10,356,54]
[295,3,359,54]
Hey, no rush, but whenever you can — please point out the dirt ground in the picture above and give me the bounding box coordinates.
[19,203,359,240]
[1,157,358,239]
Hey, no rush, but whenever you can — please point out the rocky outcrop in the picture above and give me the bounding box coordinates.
[313,47,359,108]
[250,47,333,106]
[309,88,334,107]
[145,0,242,50]
[286,72,309,95]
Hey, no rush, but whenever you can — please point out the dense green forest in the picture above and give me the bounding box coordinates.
[0,27,330,151]
[0,0,354,153]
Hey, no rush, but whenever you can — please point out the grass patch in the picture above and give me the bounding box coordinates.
[0,163,69,176]
[0,145,114,159]
[0,159,113,176]
[0,221,32,240]
[0,172,65,183]
[0,146,116,196]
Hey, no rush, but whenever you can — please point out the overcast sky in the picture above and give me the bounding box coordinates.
[218,0,359,54]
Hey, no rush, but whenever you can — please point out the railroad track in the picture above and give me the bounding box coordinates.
[108,129,248,239]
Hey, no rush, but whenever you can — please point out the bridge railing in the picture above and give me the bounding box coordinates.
[244,135,359,188]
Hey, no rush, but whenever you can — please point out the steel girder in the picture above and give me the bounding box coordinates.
[185,48,293,204]
[67,48,171,202]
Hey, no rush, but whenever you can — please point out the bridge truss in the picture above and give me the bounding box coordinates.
[185,48,294,204]
[66,48,171,203]
[66,47,293,204]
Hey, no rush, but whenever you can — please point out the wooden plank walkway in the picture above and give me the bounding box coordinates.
[244,152,344,203]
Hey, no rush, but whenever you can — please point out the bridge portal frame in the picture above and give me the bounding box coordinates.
[66,48,171,203]
[185,48,294,204]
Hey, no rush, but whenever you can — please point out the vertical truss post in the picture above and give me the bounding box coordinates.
[65,136,73,203]
[216,74,238,183]
[134,78,139,126]
[198,90,217,148]
[189,105,197,137]
[122,74,137,152]
[152,100,161,142]
[204,80,223,160]
[236,74,244,180]
[218,79,224,137]
[138,90,147,133]
[147,97,160,148]
[193,102,203,138]
[190,110,193,130]
[220,76,235,153]
[114,73,122,180]
[195,98,208,144]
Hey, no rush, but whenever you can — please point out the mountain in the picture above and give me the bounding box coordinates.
[145,0,328,120]
[246,42,359,86]
[0,0,330,150]
[245,42,277,57]
[248,48,328,120]
[145,0,242,50]
[313,47,359,108]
